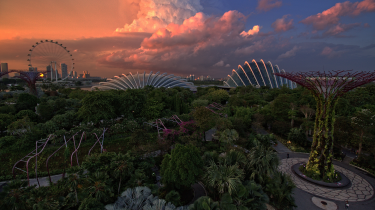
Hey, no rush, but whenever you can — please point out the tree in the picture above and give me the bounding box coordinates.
[165,190,181,207]
[191,99,209,108]
[247,140,279,184]
[351,109,375,158]
[288,103,298,128]
[0,179,34,210]
[77,91,117,124]
[111,152,134,195]
[7,116,35,136]
[37,102,54,121]
[84,172,114,203]
[192,106,217,141]
[79,197,105,210]
[189,196,220,210]
[219,129,239,148]
[288,128,307,147]
[300,105,315,137]
[203,159,244,197]
[161,144,203,189]
[0,113,15,133]
[15,109,39,122]
[15,93,38,112]
[264,171,296,210]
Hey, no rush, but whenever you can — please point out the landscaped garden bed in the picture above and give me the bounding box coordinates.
[292,163,350,188]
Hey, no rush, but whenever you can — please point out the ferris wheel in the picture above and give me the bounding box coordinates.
[28,40,74,81]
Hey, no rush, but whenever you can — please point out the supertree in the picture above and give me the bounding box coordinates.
[274,70,375,180]
[13,71,49,96]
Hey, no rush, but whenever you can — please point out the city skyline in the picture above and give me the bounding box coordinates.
[0,0,374,78]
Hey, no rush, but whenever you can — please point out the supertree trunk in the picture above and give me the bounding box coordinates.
[307,95,338,180]
[274,70,375,180]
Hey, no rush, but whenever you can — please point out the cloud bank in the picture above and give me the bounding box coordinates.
[116,0,203,33]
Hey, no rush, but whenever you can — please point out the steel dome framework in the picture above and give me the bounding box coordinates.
[92,71,195,90]
[224,59,297,89]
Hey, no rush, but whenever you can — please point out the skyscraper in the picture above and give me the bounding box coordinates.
[74,71,77,79]
[1,63,9,79]
[46,65,54,79]
[61,63,68,78]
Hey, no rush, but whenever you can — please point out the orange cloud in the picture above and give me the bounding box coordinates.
[240,25,261,36]
[272,15,294,32]
[300,0,375,30]
[115,0,203,33]
[257,0,282,12]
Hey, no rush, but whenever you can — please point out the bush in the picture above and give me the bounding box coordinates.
[271,121,291,137]
[15,93,38,112]
[287,128,307,147]
[0,105,16,114]
[233,106,254,127]
[79,197,105,210]
[229,117,248,137]
[165,190,181,206]
[191,99,209,108]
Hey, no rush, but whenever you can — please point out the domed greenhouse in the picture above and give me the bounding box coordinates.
[92,71,195,90]
[224,59,297,89]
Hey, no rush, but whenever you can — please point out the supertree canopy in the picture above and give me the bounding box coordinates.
[13,70,48,96]
[274,70,375,180]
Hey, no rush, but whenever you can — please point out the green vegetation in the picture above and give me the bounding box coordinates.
[2,83,374,209]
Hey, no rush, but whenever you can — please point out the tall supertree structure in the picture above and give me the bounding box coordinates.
[14,71,49,96]
[274,70,375,180]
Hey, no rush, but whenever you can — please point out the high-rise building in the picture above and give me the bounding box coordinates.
[189,74,195,81]
[199,76,204,81]
[83,71,90,78]
[1,63,9,79]
[61,63,68,78]
[74,71,77,78]
[46,65,54,79]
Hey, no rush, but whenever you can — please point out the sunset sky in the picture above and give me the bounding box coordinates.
[0,0,374,78]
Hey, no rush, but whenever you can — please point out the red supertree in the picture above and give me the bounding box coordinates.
[274,70,375,180]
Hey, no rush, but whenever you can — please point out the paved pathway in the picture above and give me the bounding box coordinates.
[278,158,374,202]
[252,124,375,210]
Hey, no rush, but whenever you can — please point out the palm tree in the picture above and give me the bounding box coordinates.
[0,179,34,210]
[84,172,114,203]
[203,159,244,197]
[188,196,220,210]
[111,153,133,195]
[246,141,279,184]
[264,171,296,210]
[65,173,81,204]
[27,186,59,210]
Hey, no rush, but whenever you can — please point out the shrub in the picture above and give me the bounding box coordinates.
[191,99,209,108]
[287,128,307,147]
[271,121,291,137]
[165,190,181,206]
[15,110,38,122]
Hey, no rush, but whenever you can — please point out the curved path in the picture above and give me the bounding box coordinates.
[278,158,374,202]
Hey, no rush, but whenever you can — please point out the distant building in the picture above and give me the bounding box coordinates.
[83,71,90,78]
[1,63,9,79]
[74,71,77,78]
[199,76,204,81]
[46,65,55,79]
[189,74,195,81]
[61,63,68,78]
[79,74,83,79]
